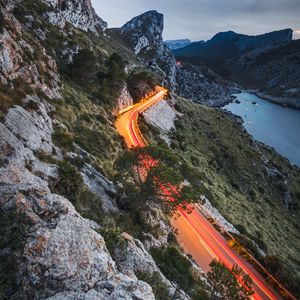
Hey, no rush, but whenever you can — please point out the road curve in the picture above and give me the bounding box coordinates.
[115,87,282,300]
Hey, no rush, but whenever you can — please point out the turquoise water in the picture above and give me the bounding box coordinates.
[223,92,300,167]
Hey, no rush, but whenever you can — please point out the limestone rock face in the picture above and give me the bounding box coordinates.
[112,83,134,116]
[113,233,189,300]
[117,10,232,105]
[119,10,177,91]
[44,0,107,35]
[0,172,155,300]
[121,10,164,55]
[143,99,177,144]
[0,2,62,99]
[5,104,54,154]
[81,163,119,214]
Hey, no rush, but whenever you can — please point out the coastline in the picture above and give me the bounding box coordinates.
[250,90,300,110]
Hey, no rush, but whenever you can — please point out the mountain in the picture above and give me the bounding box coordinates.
[227,39,300,107]
[174,29,300,106]
[174,29,293,75]
[109,10,233,105]
[1,1,300,299]
[164,39,194,50]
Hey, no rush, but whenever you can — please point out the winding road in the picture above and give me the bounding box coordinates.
[115,87,284,300]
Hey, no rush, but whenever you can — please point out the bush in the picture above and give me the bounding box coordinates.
[74,125,111,158]
[64,49,99,84]
[52,128,75,152]
[98,223,125,257]
[151,246,194,292]
[0,11,4,34]
[127,70,159,102]
[96,53,127,105]
[0,209,28,298]
[53,160,84,203]
[136,271,172,300]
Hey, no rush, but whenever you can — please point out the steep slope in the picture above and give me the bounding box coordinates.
[1,0,300,299]
[109,10,233,106]
[44,0,107,34]
[0,1,193,299]
[141,96,300,296]
[227,39,300,107]
[110,10,177,91]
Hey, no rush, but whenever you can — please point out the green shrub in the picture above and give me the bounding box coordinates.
[0,11,4,34]
[52,128,75,152]
[151,246,194,292]
[0,209,28,299]
[53,160,84,203]
[136,271,172,300]
[127,70,159,102]
[98,224,125,256]
[74,125,111,158]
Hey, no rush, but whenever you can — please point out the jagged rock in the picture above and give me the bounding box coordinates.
[143,99,176,144]
[0,2,62,98]
[0,121,33,166]
[81,164,119,214]
[118,10,177,91]
[114,233,189,300]
[0,162,155,300]
[116,10,233,105]
[5,103,54,153]
[201,197,240,234]
[140,203,172,250]
[112,83,133,116]
[44,0,107,35]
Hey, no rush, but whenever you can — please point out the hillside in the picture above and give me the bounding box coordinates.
[174,29,293,74]
[173,29,300,107]
[0,0,299,299]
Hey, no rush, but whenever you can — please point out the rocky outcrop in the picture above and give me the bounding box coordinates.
[5,104,54,154]
[176,63,232,106]
[120,10,164,56]
[115,10,233,106]
[44,0,107,35]
[112,83,133,116]
[0,170,155,300]
[143,99,177,144]
[81,163,119,214]
[0,2,61,98]
[114,233,189,300]
[118,10,177,91]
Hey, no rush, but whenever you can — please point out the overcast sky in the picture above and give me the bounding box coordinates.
[91,0,300,41]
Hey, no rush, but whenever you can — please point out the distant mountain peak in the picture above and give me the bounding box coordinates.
[164,39,194,50]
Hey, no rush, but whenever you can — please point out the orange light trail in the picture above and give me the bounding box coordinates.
[115,86,287,300]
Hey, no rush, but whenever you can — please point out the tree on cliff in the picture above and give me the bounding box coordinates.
[208,260,254,300]
[115,146,199,214]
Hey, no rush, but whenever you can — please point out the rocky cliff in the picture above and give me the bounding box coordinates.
[44,0,107,35]
[0,1,194,299]
[111,10,232,106]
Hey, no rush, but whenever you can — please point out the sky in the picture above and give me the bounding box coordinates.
[91,0,300,41]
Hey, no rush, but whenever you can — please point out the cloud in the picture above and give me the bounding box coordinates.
[91,0,300,40]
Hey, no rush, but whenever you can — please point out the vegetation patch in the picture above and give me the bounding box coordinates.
[144,96,300,293]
